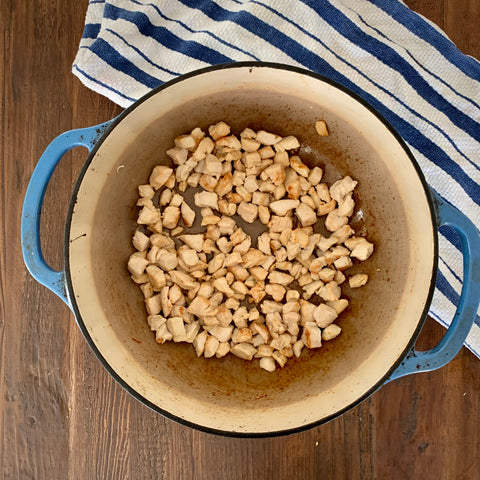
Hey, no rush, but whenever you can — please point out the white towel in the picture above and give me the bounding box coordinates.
[73,0,480,356]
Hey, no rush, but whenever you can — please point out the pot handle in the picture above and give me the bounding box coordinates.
[388,190,480,382]
[21,121,112,308]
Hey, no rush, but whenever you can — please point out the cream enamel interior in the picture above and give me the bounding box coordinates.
[68,65,435,434]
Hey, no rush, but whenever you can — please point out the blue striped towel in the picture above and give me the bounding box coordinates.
[73,0,480,357]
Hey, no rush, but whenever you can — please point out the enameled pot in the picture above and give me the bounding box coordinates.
[21,63,480,437]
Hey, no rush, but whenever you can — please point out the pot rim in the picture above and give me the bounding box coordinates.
[64,61,439,437]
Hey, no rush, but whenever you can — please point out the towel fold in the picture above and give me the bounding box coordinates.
[73,0,480,357]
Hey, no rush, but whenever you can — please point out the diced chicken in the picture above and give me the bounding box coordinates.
[205,325,234,342]
[215,173,233,197]
[194,191,218,210]
[333,225,355,244]
[337,193,355,217]
[302,280,324,297]
[132,123,376,371]
[178,234,204,253]
[128,252,149,277]
[259,357,276,372]
[145,294,162,315]
[255,130,282,146]
[187,296,218,317]
[318,281,341,302]
[138,184,155,199]
[180,201,196,227]
[154,249,177,271]
[193,330,208,356]
[290,156,310,177]
[349,274,369,288]
[138,206,161,225]
[242,249,267,269]
[146,265,167,290]
[232,327,253,344]
[204,335,220,358]
[224,251,243,268]
[265,283,286,302]
[132,230,150,252]
[295,203,317,227]
[185,321,201,343]
[326,298,349,315]
[325,211,348,232]
[174,134,196,150]
[241,137,261,152]
[208,121,230,140]
[318,268,335,283]
[192,137,215,161]
[309,257,327,275]
[301,322,322,348]
[169,270,197,290]
[244,175,259,193]
[274,135,300,152]
[308,167,323,186]
[292,340,304,358]
[268,215,293,233]
[231,342,257,360]
[213,277,235,296]
[162,206,180,229]
[313,303,338,328]
[334,256,353,271]
[330,176,358,203]
[315,120,329,137]
[237,201,258,223]
[216,135,242,150]
[272,351,288,368]
[322,324,342,341]
[350,239,374,261]
[268,271,294,286]
[166,317,187,342]
[317,199,337,216]
[215,342,231,358]
[149,165,174,190]
[155,324,173,344]
[261,163,285,185]
[269,199,300,216]
[178,248,200,268]
[258,205,270,225]
[140,282,154,298]
[167,146,188,165]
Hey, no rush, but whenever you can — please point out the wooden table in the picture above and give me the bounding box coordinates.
[2,1,479,478]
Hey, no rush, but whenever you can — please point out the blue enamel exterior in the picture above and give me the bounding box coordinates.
[20,122,111,309]
[388,191,480,381]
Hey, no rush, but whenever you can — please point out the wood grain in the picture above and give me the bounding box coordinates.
[1,0,479,478]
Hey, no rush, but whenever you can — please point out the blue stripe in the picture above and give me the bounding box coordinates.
[105,28,181,77]
[440,255,463,286]
[72,65,137,103]
[349,9,480,115]
[131,0,260,61]
[103,3,232,65]
[436,269,480,327]
[440,224,462,251]
[89,39,163,89]
[369,0,480,82]
[82,23,101,39]
[179,0,480,205]
[299,0,480,169]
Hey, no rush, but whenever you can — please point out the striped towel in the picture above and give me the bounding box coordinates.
[73,0,480,357]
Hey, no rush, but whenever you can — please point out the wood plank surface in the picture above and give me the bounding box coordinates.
[1,0,479,478]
